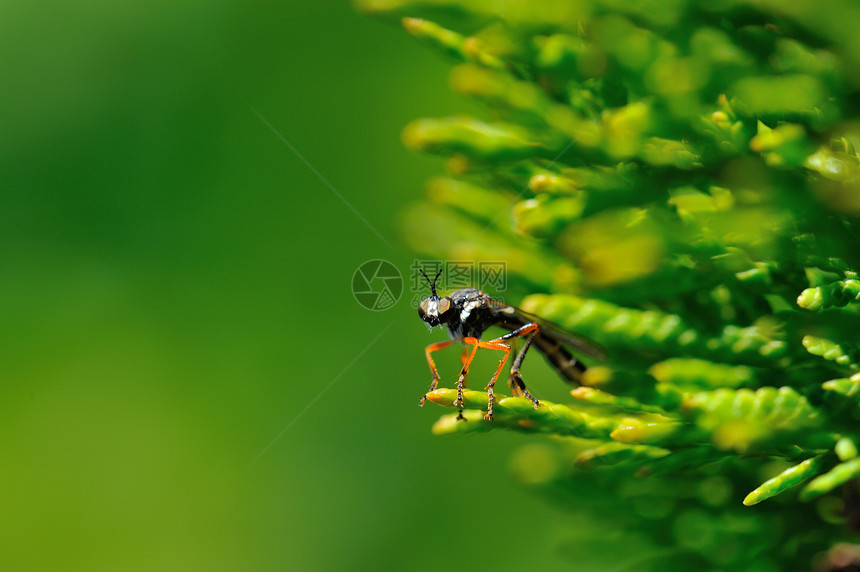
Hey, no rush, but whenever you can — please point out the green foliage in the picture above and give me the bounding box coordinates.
[358,0,860,568]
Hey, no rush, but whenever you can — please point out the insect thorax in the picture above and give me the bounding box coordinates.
[446,289,498,340]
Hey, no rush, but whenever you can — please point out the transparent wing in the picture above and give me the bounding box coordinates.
[489,299,606,361]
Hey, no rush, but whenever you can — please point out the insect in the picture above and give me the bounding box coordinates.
[416,268,605,420]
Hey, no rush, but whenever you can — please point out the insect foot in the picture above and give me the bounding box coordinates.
[509,371,540,409]
[483,385,496,420]
[453,375,466,407]
[419,374,442,407]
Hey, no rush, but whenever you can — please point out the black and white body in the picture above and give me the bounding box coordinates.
[416,269,604,420]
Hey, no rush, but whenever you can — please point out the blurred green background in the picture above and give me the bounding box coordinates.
[0,1,582,570]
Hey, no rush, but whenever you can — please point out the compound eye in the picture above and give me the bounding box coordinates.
[417,298,430,319]
[437,297,452,316]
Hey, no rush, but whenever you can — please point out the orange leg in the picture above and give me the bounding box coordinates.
[458,336,511,420]
[420,340,455,406]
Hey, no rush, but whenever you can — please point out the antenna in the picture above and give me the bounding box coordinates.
[419,268,443,297]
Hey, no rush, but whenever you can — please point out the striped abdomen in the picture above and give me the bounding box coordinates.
[533,334,587,384]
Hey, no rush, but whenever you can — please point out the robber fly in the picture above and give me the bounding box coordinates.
[416,268,605,420]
